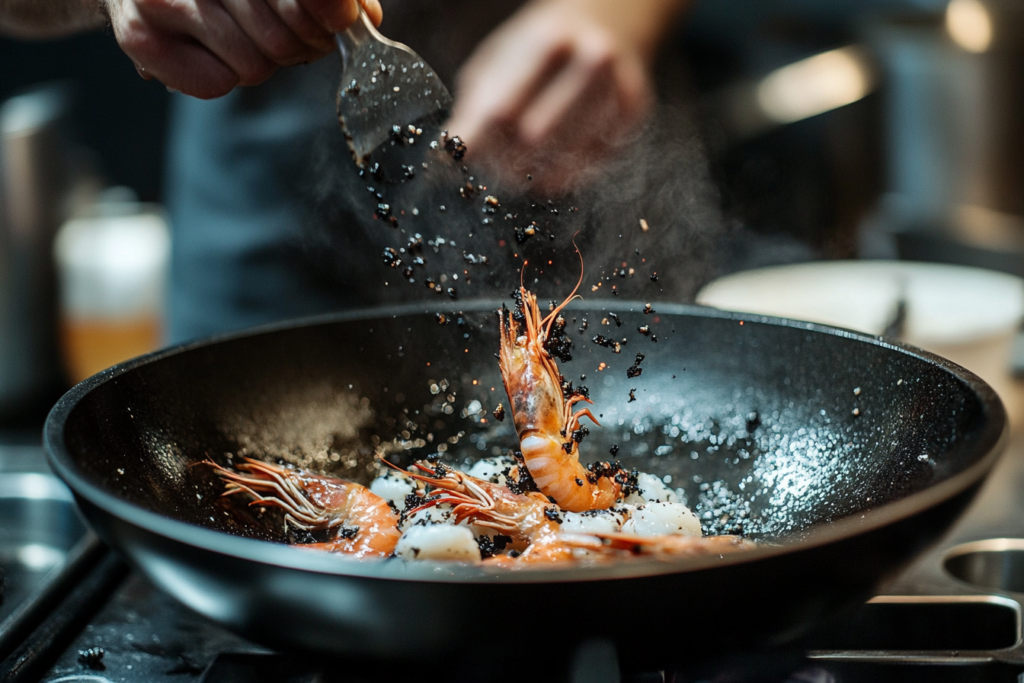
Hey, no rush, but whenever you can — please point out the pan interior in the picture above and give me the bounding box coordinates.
[58,303,996,550]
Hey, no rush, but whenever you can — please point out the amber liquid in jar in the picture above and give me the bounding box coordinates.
[61,316,161,383]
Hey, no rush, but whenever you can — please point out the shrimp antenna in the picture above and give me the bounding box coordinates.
[520,260,528,291]
[541,237,585,333]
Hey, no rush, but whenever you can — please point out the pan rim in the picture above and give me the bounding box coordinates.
[44,301,1008,584]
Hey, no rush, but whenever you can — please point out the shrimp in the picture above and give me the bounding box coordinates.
[210,458,401,558]
[559,531,756,558]
[498,258,635,512]
[398,461,575,564]
[398,461,754,565]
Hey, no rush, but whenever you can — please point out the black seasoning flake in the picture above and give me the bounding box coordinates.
[403,491,426,514]
[511,290,526,325]
[345,79,360,96]
[571,427,589,443]
[543,315,573,362]
[382,247,401,268]
[608,312,622,327]
[643,303,655,315]
[562,441,574,454]
[477,534,512,559]
[626,353,645,379]
[78,647,106,670]
[585,461,638,496]
[609,444,619,456]
[493,403,505,421]
[403,266,414,280]
[638,325,650,336]
[650,272,659,282]
[447,287,458,300]
[746,411,761,433]
[443,134,467,160]
[592,335,621,354]
[375,203,398,227]
[560,379,590,402]
[628,388,636,403]
[544,507,563,523]
[459,181,478,200]
[336,525,360,540]
[505,452,539,494]
[578,318,589,333]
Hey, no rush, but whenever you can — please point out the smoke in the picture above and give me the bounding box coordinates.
[300,100,725,312]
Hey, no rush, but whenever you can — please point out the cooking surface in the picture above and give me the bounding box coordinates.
[20,424,1024,682]
[16,307,1024,680]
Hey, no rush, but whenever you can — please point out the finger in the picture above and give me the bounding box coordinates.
[137,0,277,86]
[448,28,572,150]
[121,28,238,97]
[517,38,616,147]
[612,57,654,128]
[299,0,359,33]
[110,0,238,97]
[221,0,317,65]
[359,0,382,26]
[264,0,333,52]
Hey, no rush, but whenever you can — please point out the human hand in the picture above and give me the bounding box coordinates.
[446,0,674,196]
[103,0,382,99]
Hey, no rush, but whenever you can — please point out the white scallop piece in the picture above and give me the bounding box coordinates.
[561,509,625,535]
[395,524,481,562]
[400,504,451,531]
[636,473,679,503]
[369,470,415,508]
[619,502,701,537]
[466,456,514,485]
[622,492,647,506]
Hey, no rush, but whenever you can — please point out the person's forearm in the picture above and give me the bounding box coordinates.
[0,0,105,39]
[551,0,689,63]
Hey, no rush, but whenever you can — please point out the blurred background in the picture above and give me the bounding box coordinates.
[3,0,1024,428]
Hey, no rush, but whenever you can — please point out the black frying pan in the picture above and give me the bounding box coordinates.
[44,301,1005,671]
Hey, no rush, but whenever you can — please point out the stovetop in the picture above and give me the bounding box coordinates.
[6,425,1024,683]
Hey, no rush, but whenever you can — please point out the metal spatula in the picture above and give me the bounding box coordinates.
[336,8,453,167]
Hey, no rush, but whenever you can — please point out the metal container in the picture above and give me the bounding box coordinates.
[0,85,72,421]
